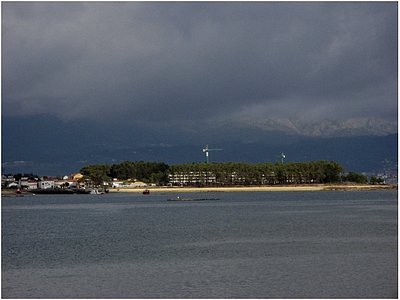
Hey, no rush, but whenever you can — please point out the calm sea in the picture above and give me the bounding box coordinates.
[2,190,398,298]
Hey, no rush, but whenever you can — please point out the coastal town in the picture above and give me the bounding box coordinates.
[2,160,397,196]
[1,172,149,192]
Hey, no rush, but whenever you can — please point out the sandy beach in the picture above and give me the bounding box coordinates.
[1,184,395,197]
[109,184,397,193]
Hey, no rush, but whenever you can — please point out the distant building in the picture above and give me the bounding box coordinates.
[72,173,84,181]
[131,181,147,187]
[112,181,124,188]
[38,180,55,189]
[168,172,216,186]
[112,180,147,188]
[21,180,39,190]
[1,175,16,187]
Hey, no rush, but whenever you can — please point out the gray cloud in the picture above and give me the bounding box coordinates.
[2,2,397,135]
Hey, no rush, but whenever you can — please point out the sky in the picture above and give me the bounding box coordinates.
[1,2,398,174]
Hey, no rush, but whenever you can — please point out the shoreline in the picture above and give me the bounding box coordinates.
[1,184,396,197]
[109,184,397,193]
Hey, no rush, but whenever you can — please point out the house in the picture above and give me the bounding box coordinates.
[112,181,124,188]
[66,179,86,188]
[2,175,16,187]
[130,181,147,188]
[54,179,69,188]
[21,180,39,190]
[111,180,147,188]
[7,182,19,188]
[38,180,55,189]
[72,173,84,181]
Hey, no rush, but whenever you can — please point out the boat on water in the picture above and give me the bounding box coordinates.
[90,189,105,195]
[143,189,150,195]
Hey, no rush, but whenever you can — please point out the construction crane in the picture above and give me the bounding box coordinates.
[280,152,286,164]
[202,144,223,163]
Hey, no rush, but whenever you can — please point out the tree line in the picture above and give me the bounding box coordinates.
[80,160,371,186]
[169,161,343,185]
[80,161,169,185]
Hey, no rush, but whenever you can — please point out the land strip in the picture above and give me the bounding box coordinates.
[110,184,397,193]
[2,184,395,197]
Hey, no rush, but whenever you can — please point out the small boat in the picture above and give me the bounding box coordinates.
[90,189,104,195]
[143,189,150,195]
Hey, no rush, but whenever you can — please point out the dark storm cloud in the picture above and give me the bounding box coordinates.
[2,2,397,134]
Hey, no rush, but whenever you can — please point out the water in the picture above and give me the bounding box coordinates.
[2,191,398,298]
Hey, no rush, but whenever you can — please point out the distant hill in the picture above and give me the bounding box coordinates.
[234,117,397,137]
[2,115,397,175]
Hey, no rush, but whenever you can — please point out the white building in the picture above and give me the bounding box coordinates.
[38,180,55,189]
[168,172,216,185]
[112,181,147,188]
[21,180,39,190]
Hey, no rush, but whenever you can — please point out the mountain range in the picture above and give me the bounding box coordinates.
[2,115,397,175]
[231,117,397,137]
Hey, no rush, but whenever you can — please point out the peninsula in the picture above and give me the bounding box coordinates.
[110,184,396,193]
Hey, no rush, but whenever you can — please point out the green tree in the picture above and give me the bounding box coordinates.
[80,165,111,186]
[81,160,349,187]
[370,176,384,184]
[343,172,368,184]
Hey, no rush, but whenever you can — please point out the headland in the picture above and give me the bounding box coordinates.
[110,184,397,193]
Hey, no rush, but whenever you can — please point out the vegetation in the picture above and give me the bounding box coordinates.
[81,161,169,185]
[370,176,384,184]
[342,172,368,184]
[81,160,349,186]
[169,161,344,186]
[80,164,111,185]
